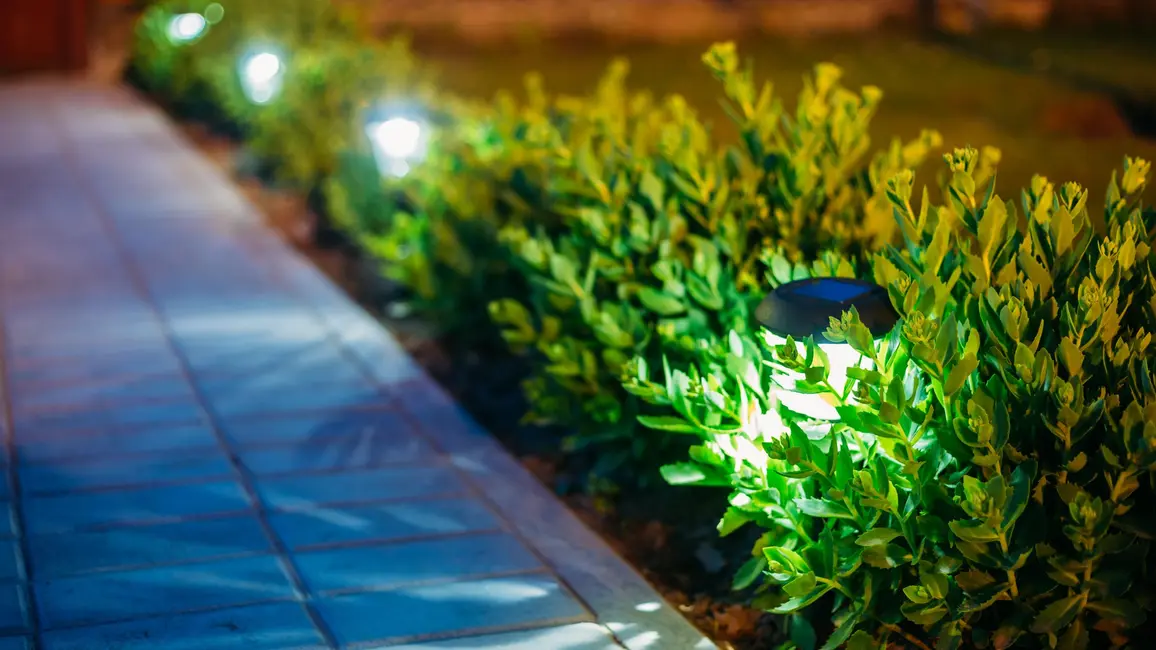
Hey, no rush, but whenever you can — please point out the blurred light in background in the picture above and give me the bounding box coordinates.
[240,51,284,104]
[167,13,207,44]
[366,115,428,178]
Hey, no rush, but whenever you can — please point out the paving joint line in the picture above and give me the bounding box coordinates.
[56,104,343,650]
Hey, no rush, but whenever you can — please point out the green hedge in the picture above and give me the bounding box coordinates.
[129,3,1155,648]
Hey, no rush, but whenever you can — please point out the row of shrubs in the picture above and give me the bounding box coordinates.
[131,2,1156,648]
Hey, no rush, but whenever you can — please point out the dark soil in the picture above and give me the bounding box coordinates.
[177,123,782,650]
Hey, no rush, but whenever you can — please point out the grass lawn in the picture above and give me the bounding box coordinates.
[412,32,1156,204]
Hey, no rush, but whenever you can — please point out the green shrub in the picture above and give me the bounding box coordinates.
[321,89,523,330]
[634,150,1155,648]
[128,0,367,131]
[490,44,941,487]
[246,36,433,191]
[127,1,219,104]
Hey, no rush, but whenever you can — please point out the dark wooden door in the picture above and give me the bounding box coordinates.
[0,0,89,74]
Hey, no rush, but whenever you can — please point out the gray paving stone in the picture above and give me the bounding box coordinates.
[268,497,500,549]
[296,532,540,594]
[385,623,623,649]
[39,602,325,650]
[12,401,206,434]
[236,433,436,476]
[196,362,369,395]
[20,451,235,495]
[16,423,219,464]
[29,516,271,578]
[35,555,297,629]
[219,409,415,448]
[184,343,362,378]
[5,354,183,387]
[256,466,467,511]
[8,375,195,413]
[316,574,590,647]
[205,382,390,419]
[23,480,252,534]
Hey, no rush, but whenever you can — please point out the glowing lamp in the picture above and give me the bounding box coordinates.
[239,51,284,104]
[755,277,898,422]
[364,111,428,178]
[167,13,207,44]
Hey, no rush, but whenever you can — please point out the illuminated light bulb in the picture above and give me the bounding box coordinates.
[244,53,281,84]
[167,13,206,43]
[372,118,423,159]
[238,51,284,104]
[755,277,898,423]
[364,111,429,178]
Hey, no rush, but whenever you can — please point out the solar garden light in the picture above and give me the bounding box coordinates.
[239,50,284,105]
[167,13,207,44]
[364,106,429,178]
[755,277,899,422]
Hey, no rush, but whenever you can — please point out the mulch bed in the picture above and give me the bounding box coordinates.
[179,123,781,649]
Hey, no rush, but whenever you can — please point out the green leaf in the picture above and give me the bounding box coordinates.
[718,508,751,537]
[637,287,685,316]
[784,572,817,599]
[770,585,834,614]
[660,463,725,486]
[846,631,880,650]
[955,570,996,592]
[789,614,818,650]
[1030,594,1084,635]
[795,498,855,520]
[636,415,700,434]
[1058,336,1085,377]
[1086,598,1146,627]
[820,609,863,650]
[944,354,978,396]
[949,520,1001,543]
[856,528,902,547]
[1001,459,1037,532]
[731,556,767,590]
[904,585,932,604]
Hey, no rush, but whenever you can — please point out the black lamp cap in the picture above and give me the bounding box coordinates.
[755,277,898,344]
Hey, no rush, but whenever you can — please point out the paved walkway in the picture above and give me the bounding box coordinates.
[0,81,714,650]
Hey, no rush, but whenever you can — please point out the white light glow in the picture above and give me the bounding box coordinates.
[239,51,283,104]
[244,52,281,84]
[371,118,423,159]
[167,13,206,43]
[365,114,428,178]
[764,332,876,422]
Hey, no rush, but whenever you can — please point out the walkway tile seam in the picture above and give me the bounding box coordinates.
[22,486,475,532]
[27,524,510,580]
[47,104,343,650]
[0,158,56,647]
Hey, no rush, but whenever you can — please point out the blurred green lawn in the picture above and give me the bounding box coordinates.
[413,32,1156,203]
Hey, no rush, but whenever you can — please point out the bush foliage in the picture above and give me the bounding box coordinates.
[129,5,1153,647]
